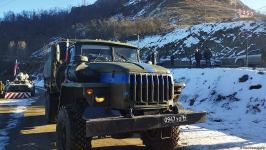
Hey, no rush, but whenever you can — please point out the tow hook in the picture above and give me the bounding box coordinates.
[169,105,179,114]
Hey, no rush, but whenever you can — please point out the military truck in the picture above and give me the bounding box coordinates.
[43,39,206,150]
[3,72,35,99]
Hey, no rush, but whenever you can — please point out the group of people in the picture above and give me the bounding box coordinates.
[195,47,212,67]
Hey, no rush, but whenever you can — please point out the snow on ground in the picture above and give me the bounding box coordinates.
[172,68,266,149]
[0,99,35,150]
[180,125,266,150]
[34,79,44,88]
[124,0,142,6]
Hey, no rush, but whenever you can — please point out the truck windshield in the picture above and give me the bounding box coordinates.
[80,45,139,62]
[114,47,138,62]
[81,45,112,62]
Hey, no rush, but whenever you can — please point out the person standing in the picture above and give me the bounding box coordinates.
[170,55,175,68]
[261,48,266,67]
[203,47,212,67]
[195,48,202,68]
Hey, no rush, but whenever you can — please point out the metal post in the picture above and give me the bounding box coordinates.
[189,27,192,68]
[82,0,86,6]
[235,0,237,18]
[246,42,249,67]
[205,7,207,23]
[133,34,140,47]
[137,35,140,48]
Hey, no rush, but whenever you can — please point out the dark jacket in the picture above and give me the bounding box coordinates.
[203,49,212,60]
[195,51,202,61]
[262,49,266,58]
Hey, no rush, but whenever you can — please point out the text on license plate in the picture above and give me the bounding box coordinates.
[163,115,187,124]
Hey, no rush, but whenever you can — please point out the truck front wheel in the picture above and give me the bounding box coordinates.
[56,106,91,150]
[141,126,180,150]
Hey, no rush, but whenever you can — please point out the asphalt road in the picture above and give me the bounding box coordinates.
[3,89,146,150]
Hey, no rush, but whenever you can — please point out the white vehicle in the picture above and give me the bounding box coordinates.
[3,72,36,99]
[192,59,221,67]
[235,49,262,67]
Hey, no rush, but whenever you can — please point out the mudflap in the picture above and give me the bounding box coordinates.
[85,111,207,137]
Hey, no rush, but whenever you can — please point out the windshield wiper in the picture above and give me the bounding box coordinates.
[115,52,131,62]
[93,53,102,62]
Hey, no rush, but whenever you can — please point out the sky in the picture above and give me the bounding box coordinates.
[0,0,97,18]
[0,0,265,18]
[240,0,266,12]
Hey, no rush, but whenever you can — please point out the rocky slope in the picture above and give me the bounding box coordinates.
[82,0,253,25]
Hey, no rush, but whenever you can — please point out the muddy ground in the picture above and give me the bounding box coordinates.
[2,89,146,150]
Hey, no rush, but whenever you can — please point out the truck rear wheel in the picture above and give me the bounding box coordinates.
[56,106,91,150]
[141,126,180,150]
[45,92,58,124]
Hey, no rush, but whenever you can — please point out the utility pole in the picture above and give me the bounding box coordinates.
[82,0,86,6]
[235,0,237,18]
[189,27,192,68]
[230,0,237,18]
[246,42,249,67]
[204,7,207,23]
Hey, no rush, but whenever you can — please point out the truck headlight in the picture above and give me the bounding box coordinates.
[95,97,105,103]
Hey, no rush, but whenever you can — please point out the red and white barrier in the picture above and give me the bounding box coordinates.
[4,92,31,99]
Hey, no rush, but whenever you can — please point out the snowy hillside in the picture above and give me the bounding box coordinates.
[31,20,266,62]
[130,21,266,62]
[108,0,251,24]
[172,68,266,149]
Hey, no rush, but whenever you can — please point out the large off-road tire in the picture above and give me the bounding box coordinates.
[141,126,180,150]
[56,106,91,150]
[45,92,58,124]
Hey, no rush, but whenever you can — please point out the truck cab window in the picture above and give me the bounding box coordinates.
[114,47,138,62]
[81,45,112,62]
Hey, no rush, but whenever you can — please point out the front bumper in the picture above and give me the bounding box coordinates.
[85,111,207,137]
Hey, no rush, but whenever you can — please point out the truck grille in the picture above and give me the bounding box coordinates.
[129,74,174,104]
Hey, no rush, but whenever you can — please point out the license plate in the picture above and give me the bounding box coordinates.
[163,115,187,124]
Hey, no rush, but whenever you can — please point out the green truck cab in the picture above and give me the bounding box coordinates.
[43,39,206,150]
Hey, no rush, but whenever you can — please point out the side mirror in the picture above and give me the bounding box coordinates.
[73,55,88,63]
[56,44,60,62]
[51,45,60,62]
